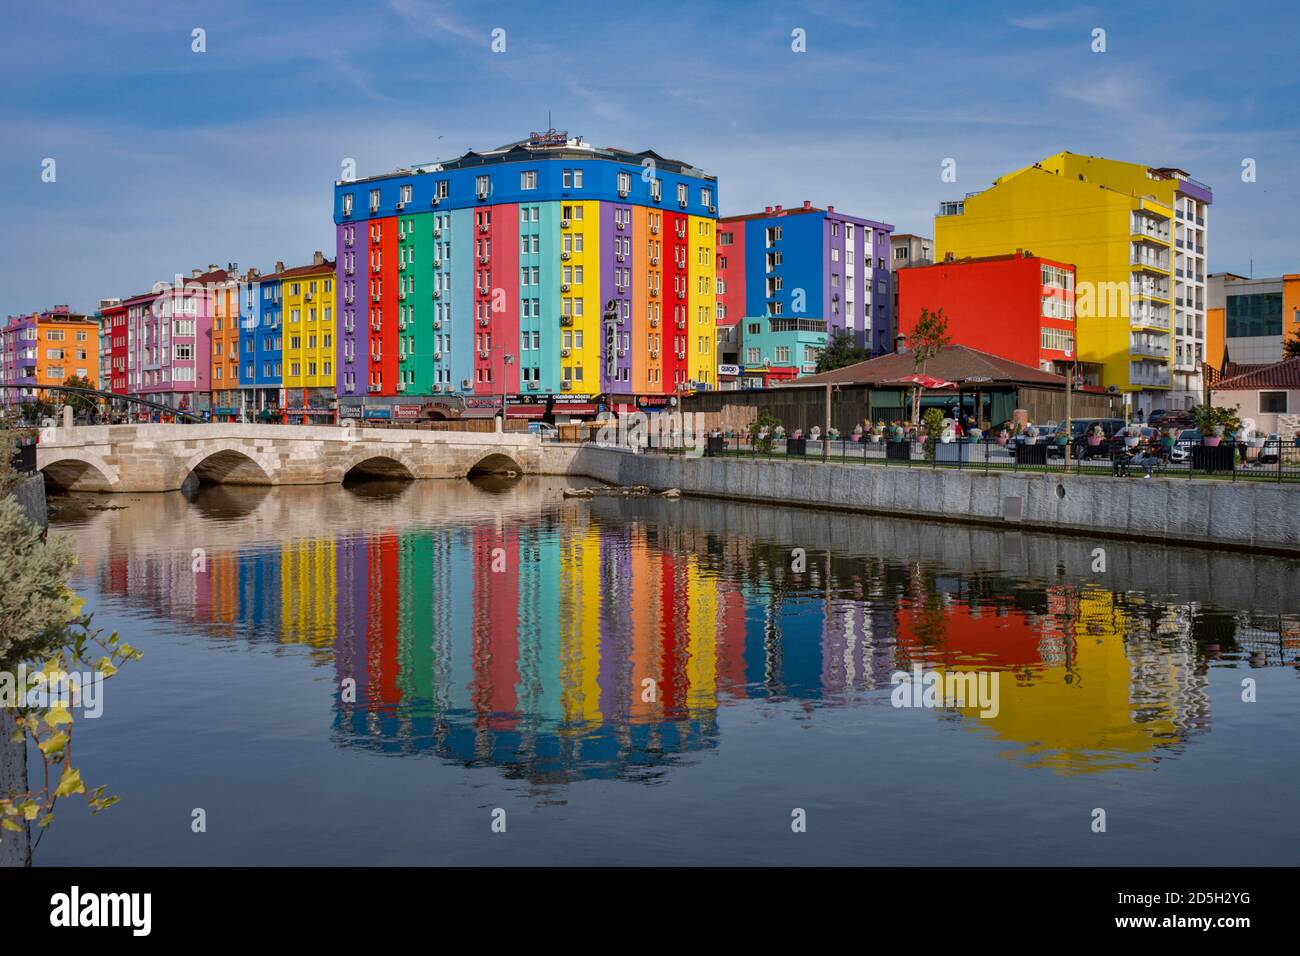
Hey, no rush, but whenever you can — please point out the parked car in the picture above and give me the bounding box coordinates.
[1168,429,1202,463]
[1255,433,1281,465]
[1055,418,1127,458]
[528,422,559,440]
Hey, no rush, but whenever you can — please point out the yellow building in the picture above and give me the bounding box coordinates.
[687,214,716,389]
[279,256,336,421]
[560,200,600,395]
[935,151,1212,414]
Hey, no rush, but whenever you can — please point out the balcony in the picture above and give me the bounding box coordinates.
[1131,278,1170,301]
[1130,248,1170,274]
[1129,364,1172,388]
[1129,307,1169,330]
[1130,338,1170,359]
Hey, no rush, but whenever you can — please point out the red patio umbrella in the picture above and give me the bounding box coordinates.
[884,374,957,389]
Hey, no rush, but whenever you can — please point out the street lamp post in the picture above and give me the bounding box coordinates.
[500,350,514,430]
[1063,348,1075,468]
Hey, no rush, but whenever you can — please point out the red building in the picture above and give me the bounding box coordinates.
[103,299,130,394]
[715,217,746,373]
[898,251,1076,374]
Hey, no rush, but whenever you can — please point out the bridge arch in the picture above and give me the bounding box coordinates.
[41,456,115,492]
[467,452,522,476]
[341,455,416,482]
[184,446,275,486]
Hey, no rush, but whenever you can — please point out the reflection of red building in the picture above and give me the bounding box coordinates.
[472,526,520,726]
[716,584,748,696]
[896,601,1045,670]
[370,533,401,705]
[898,251,1076,373]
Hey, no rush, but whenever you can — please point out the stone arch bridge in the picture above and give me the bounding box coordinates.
[36,423,543,493]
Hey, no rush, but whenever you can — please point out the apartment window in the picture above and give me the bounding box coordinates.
[747,347,760,364]
[342,194,354,215]
[650,179,662,201]
[520,170,537,190]
[617,171,632,195]
[476,175,490,197]
[369,189,380,212]
[400,184,412,204]
[702,188,712,208]
[775,347,790,363]
[1260,391,1288,414]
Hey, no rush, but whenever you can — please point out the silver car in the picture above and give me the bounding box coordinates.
[1168,429,1201,463]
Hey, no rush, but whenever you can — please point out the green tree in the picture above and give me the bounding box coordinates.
[0,498,140,866]
[18,401,55,427]
[921,407,946,461]
[815,329,871,373]
[61,374,99,419]
[1284,330,1300,359]
[748,410,781,452]
[908,308,952,423]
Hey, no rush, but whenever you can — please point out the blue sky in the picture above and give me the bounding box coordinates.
[3,0,1298,313]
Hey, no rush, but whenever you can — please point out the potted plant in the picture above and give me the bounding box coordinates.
[967,427,982,444]
[1087,424,1104,447]
[1192,404,1238,447]
[1160,427,1176,451]
[997,427,1009,446]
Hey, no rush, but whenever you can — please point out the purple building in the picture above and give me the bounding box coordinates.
[718,201,894,387]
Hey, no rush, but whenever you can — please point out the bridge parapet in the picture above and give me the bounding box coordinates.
[35,424,542,493]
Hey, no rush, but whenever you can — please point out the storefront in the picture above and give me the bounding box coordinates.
[741,365,800,389]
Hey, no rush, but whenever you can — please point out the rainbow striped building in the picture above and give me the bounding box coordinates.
[332,130,719,421]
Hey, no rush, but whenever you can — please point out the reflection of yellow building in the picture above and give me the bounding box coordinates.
[946,587,1200,775]
[280,537,336,647]
[684,556,718,711]
[559,511,602,727]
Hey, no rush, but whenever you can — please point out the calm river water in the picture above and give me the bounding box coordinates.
[38,476,1300,865]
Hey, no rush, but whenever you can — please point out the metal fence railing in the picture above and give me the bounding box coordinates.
[646,434,1300,483]
[8,438,37,474]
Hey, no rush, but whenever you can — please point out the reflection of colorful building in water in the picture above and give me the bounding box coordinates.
[895,576,1209,773]
[83,503,1225,783]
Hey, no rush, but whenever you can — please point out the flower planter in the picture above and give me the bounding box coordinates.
[1203,435,1221,447]
[997,437,1008,446]
[936,442,969,464]
[1087,436,1103,447]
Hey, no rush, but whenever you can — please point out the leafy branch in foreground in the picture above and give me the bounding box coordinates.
[0,496,142,863]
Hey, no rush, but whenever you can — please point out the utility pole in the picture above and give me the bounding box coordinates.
[823,382,831,461]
